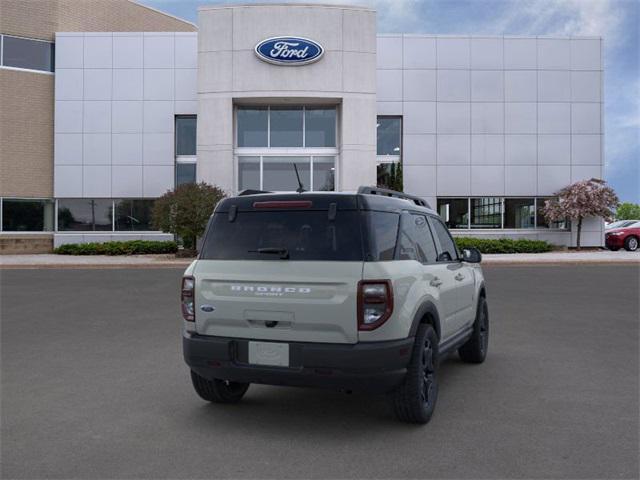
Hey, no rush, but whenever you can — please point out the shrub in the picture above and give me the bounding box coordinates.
[54,240,178,256]
[454,237,553,254]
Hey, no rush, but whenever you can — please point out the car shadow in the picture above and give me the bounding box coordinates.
[182,354,471,435]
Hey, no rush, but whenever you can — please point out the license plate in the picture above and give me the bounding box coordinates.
[248,341,289,367]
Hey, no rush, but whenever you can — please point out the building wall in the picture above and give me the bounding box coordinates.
[377,35,604,246]
[197,3,377,194]
[54,31,197,198]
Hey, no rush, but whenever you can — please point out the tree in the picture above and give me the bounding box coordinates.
[616,202,640,220]
[152,182,226,252]
[542,178,619,250]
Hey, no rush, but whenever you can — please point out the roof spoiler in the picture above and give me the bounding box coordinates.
[357,186,431,209]
[238,189,272,196]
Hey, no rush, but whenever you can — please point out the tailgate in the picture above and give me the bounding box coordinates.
[194,260,362,344]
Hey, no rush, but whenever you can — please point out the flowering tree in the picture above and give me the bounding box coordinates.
[543,178,619,250]
[152,182,226,252]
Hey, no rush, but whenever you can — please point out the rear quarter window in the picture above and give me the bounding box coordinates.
[362,211,400,261]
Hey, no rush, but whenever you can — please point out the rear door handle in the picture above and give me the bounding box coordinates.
[454,273,465,281]
[430,277,443,287]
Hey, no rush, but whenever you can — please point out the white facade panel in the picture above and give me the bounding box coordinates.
[83,35,112,68]
[538,135,571,165]
[537,39,570,69]
[471,135,504,165]
[538,103,570,134]
[504,38,537,69]
[471,71,503,101]
[113,36,143,68]
[403,134,436,165]
[571,135,602,165]
[82,133,111,165]
[436,37,470,69]
[403,70,436,101]
[471,103,503,134]
[437,135,470,165]
[505,71,537,102]
[437,70,470,101]
[471,165,504,195]
[571,103,601,134]
[437,103,470,134]
[402,36,436,69]
[54,32,197,199]
[470,38,503,69]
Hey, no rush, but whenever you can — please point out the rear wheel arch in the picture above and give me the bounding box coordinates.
[409,302,441,340]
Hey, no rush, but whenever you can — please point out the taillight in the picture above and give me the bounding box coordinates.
[181,276,195,322]
[357,280,393,331]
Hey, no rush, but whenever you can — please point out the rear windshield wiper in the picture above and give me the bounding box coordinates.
[248,247,290,259]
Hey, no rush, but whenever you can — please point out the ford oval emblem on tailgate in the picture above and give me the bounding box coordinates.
[200,305,215,312]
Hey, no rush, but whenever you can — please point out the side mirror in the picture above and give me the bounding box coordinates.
[461,247,482,263]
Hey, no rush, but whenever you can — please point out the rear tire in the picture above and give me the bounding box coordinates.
[190,370,249,404]
[458,296,489,364]
[624,236,638,252]
[390,324,439,424]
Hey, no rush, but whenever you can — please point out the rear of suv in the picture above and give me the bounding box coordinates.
[182,187,488,423]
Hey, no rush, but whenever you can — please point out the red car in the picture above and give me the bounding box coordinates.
[605,222,640,251]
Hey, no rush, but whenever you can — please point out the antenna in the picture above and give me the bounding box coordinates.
[293,163,306,193]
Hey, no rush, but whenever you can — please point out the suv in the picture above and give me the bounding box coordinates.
[182,187,488,424]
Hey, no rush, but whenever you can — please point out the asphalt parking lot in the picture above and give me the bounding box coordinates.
[1,265,638,479]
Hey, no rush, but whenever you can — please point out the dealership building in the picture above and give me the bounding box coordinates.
[0,1,604,252]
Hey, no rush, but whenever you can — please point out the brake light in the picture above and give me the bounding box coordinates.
[181,276,195,322]
[253,200,312,209]
[357,280,393,331]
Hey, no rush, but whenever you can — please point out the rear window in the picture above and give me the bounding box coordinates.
[201,210,363,261]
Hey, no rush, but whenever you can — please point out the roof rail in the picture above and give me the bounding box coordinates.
[357,186,431,209]
[238,189,272,196]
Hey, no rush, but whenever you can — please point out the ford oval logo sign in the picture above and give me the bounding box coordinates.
[255,37,324,66]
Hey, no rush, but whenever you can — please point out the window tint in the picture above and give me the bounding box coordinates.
[377,117,401,156]
[471,197,502,229]
[364,211,399,261]
[262,156,310,191]
[305,108,336,147]
[397,213,438,263]
[237,107,268,147]
[2,199,54,231]
[57,199,112,231]
[504,198,534,228]
[2,35,54,72]
[412,214,438,263]
[176,163,196,186]
[201,211,363,261]
[238,156,260,190]
[312,157,335,191]
[114,199,155,231]
[429,217,458,262]
[175,116,196,155]
[269,107,303,147]
[437,198,468,228]
[536,197,569,229]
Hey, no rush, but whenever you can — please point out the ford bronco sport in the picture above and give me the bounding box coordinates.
[182,187,488,424]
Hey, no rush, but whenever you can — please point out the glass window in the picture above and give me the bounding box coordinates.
[536,198,569,229]
[377,161,403,191]
[237,107,268,147]
[238,156,260,191]
[2,199,54,231]
[201,211,363,261]
[114,199,155,231]
[305,107,336,147]
[397,213,438,263]
[176,163,196,187]
[2,35,54,72]
[262,156,311,191]
[412,214,438,263]
[57,199,112,231]
[175,116,196,156]
[363,211,399,261]
[312,157,335,191]
[437,198,469,229]
[429,217,459,262]
[471,197,502,229]
[377,117,401,156]
[270,107,303,147]
[504,198,535,229]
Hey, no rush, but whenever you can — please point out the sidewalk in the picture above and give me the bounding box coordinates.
[483,250,640,265]
[0,254,193,269]
[1,251,639,268]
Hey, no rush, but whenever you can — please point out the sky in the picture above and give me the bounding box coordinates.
[141,0,639,203]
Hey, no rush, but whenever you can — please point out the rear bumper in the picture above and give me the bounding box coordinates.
[183,331,414,393]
